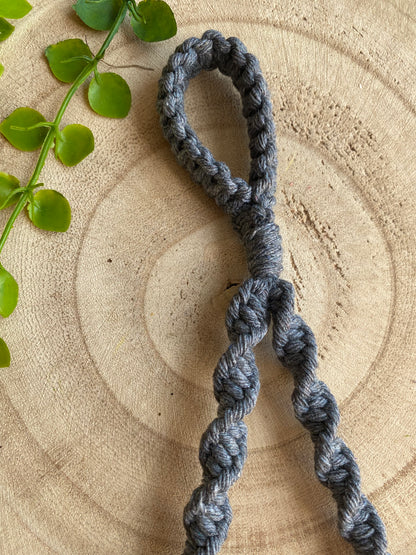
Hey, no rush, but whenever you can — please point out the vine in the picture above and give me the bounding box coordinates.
[0,0,177,366]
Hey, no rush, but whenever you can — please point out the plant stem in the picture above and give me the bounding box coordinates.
[0,1,129,255]
[0,193,30,254]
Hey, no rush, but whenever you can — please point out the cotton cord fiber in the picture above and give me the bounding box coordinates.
[156,30,389,554]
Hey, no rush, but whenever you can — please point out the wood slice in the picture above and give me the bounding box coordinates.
[1,0,415,553]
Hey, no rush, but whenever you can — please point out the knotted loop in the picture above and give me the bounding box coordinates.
[157,29,281,280]
[157,29,389,555]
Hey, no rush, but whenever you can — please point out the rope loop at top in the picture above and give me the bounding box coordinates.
[157,29,283,279]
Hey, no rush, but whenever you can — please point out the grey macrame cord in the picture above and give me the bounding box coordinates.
[156,30,389,554]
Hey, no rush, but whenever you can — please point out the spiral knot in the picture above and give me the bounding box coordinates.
[225,277,275,342]
[183,485,231,554]
[199,419,247,481]
[268,280,389,554]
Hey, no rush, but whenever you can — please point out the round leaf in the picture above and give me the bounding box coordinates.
[0,337,10,367]
[45,39,92,83]
[56,124,94,166]
[0,264,18,318]
[130,0,177,42]
[0,17,14,42]
[88,72,131,118]
[0,0,32,19]
[73,0,122,31]
[0,172,21,208]
[27,190,71,232]
[0,107,48,151]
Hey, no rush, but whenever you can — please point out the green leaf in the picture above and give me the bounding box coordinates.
[88,72,131,118]
[0,107,48,151]
[27,189,71,232]
[73,0,122,31]
[0,172,21,208]
[0,264,18,318]
[45,39,93,83]
[0,17,14,41]
[0,63,3,78]
[130,0,176,42]
[55,124,94,166]
[0,337,10,367]
[0,0,32,19]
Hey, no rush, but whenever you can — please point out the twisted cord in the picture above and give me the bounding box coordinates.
[156,29,389,554]
[182,275,277,554]
[269,281,389,554]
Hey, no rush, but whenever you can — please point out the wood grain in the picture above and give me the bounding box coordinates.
[1,0,415,553]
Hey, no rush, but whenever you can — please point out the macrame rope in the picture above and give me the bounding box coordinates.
[156,29,389,555]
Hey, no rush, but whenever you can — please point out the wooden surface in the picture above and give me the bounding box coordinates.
[1,0,415,553]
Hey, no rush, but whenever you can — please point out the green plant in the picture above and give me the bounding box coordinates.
[0,0,177,366]
[0,0,32,76]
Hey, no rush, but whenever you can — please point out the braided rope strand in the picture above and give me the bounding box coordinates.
[156,29,389,554]
[183,277,276,553]
[269,281,389,553]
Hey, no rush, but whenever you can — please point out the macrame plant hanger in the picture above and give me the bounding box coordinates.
[156,30,389,555]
